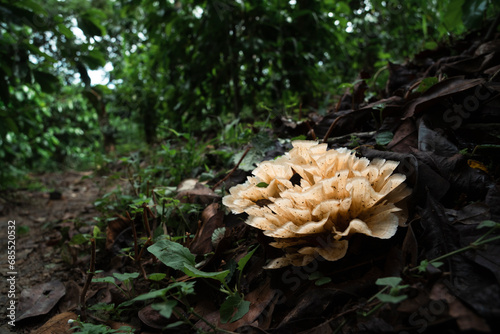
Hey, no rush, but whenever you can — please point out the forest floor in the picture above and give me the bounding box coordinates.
[0,171,118,333]
[1,25,500,334]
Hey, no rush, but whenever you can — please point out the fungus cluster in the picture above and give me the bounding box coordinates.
[223,140,411,268]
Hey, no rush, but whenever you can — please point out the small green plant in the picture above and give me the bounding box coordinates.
[70,317,134,334]
[348,135,361,148]
[375,131,394,146]
[308,271,332,286]
[413,220,500,273]
[119,280,197,330]
[360,277,409,317]
[92,272,140,299]
[146,238,258,324]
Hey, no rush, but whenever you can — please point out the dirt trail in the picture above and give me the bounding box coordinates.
[0,171,104,333]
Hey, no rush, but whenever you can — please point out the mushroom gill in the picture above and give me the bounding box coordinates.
[222,140,411,268]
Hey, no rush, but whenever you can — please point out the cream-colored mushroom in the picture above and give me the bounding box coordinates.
[223,140,411,268]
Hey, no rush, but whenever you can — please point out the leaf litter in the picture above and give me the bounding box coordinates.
[2,25,500,334]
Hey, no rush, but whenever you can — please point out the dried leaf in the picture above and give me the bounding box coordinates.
[17,280,66,321]
[403,77,485,119]
[31,312,77,334]
[189,203,224,254]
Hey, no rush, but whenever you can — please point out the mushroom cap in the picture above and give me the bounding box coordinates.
[223,141,411,268]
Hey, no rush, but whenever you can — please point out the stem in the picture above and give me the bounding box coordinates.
[333,318,347,334]
[80,238,96,321]
[361,302,385,317]
[473,227,498,244]
[128,212,139,261]
[367,285,389,303]
[212,145,252,190]
[322,115,342,143]
[142,204,152,238]
[221,279,235,296]
[429,235,500,265]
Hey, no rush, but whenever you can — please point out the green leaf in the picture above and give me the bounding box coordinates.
[417,77,439,93]
[183,263,230,282]
[57,23,74,39]
[477,220,499,229]
[78,9,107,37]
[376,293,408,304]
[375,277,402,288]
[119,282,195,308]
[92,276,116,284]
[93,226,101,239]
[18,0,48,15]
[148,238,196,271]
[151,300,178,319]
[256,182,268,188]
[430,261,444,269]
[166,321,185,329]
[81,50,107,70]
[443,0,465,31]
[375,131,393,146]
[372,102,387,110]
[237,245,259,273]
[113,272,140,282]
[314,277,332,286]
[120,288,168,308]
[148,273,167,281]
[220,294,250,323]
[417,259,429,273]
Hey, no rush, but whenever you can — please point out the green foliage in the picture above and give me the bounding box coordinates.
[147,238,258,323]
[375,131,394,146]
[308,271,332,286]
[0,0,114,185]
[70,318,133,334]
[2,0,498,187]
[220,294,250,323]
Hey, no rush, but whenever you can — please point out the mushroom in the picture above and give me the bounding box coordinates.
[223,140,411,268]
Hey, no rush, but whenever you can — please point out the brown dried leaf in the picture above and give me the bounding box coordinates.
[58,280,81,312]
[138,305,171,329]
[31,312,77,334]
[387,118,418,153]
[17,280,66,321]
[106,215,130,250]
[176,179,220,205]
[195,278,277,332]
[430,283,491,332]
[189,203,224,254]
[402,77,485,119]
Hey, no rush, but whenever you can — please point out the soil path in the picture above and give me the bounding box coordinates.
[0,171,106,333]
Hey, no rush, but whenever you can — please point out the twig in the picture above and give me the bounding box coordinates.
[212,145,252,190]
[128,211,149,279]
[127,212,139,262]
[325,131,376,144]
[136,237,152,280]
[142,204,152,238]
[80,238,96,321]
[305,120,317,140]
[322,116,342,143]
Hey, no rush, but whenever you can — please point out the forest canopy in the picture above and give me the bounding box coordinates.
[0,0,498,186]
